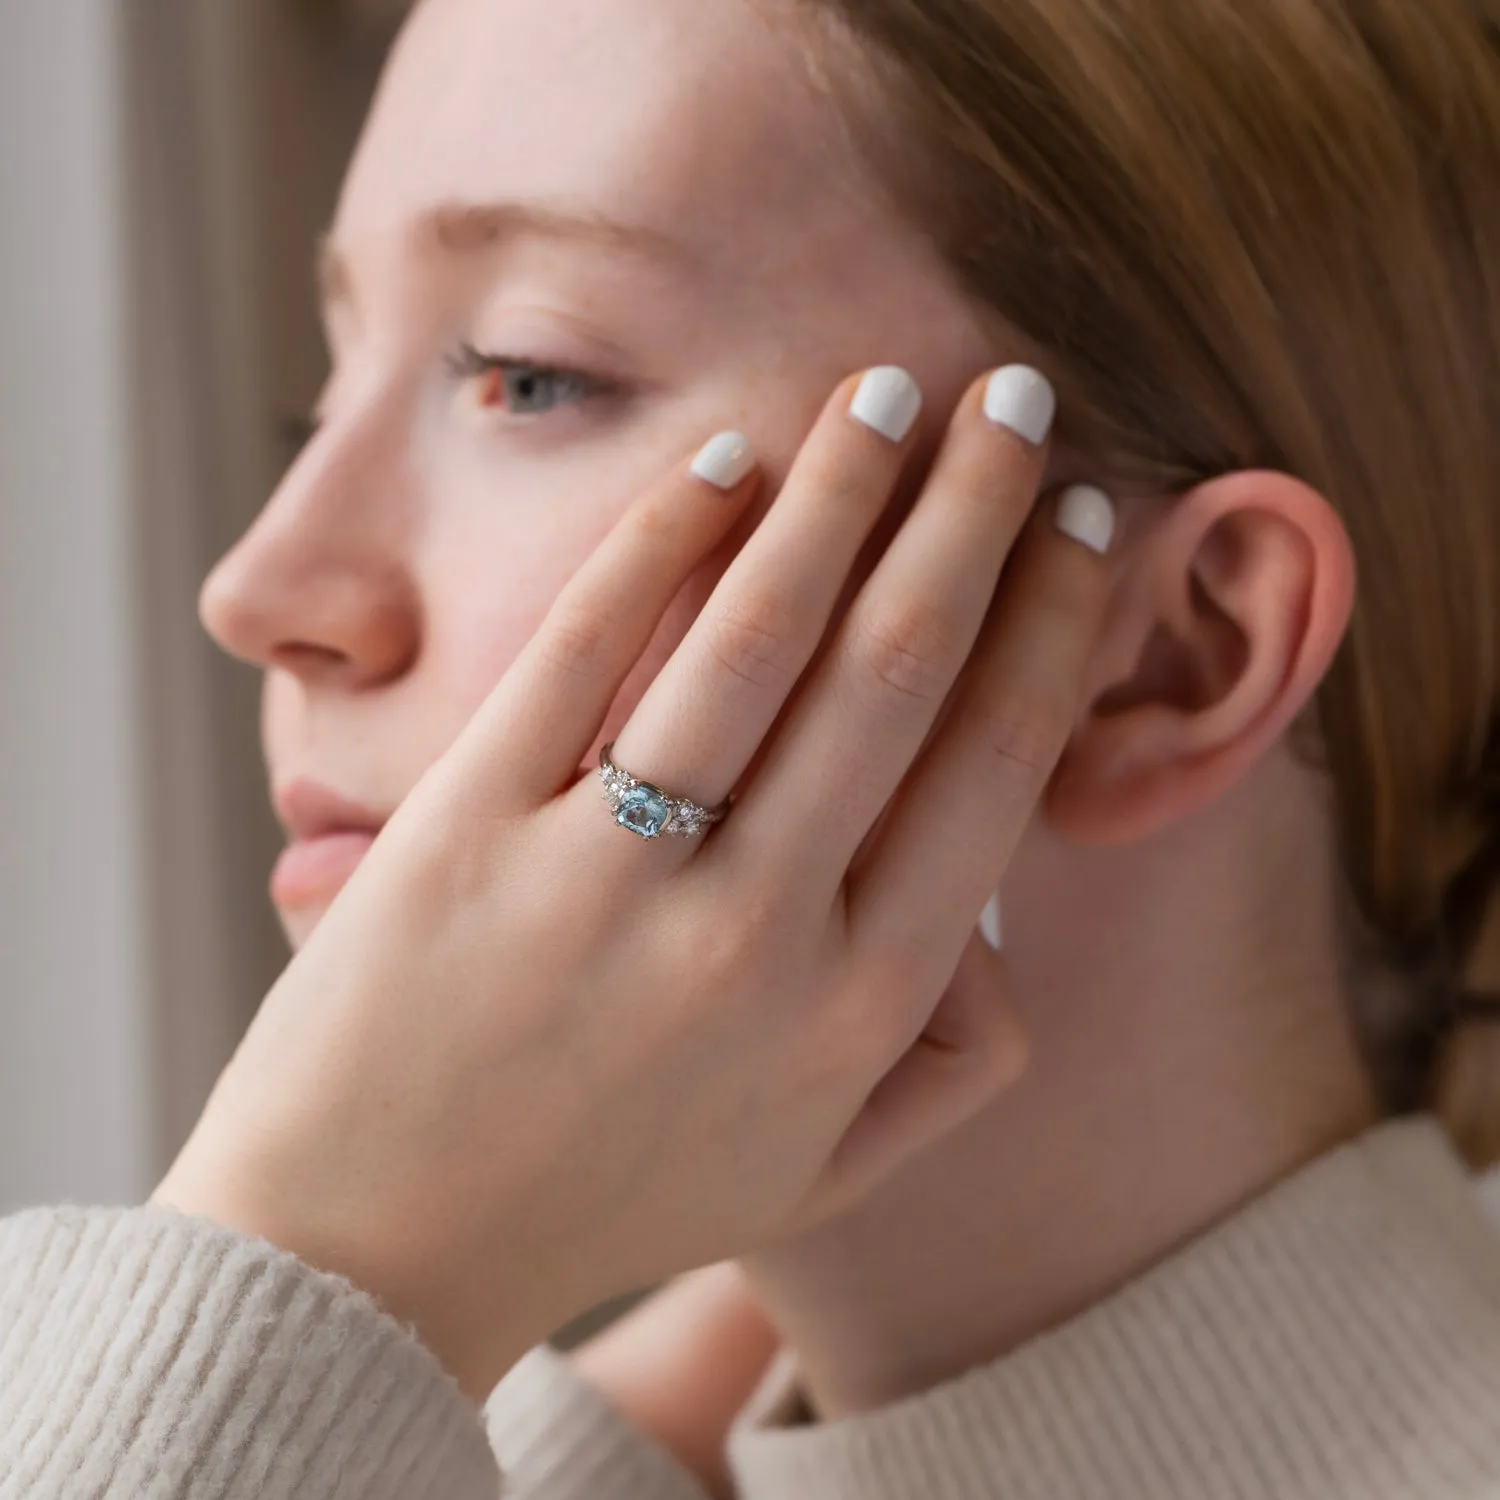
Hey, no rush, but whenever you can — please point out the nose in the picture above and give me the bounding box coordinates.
[200,409,421,690]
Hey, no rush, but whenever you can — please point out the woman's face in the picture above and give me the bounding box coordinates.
[201,0,1019,949]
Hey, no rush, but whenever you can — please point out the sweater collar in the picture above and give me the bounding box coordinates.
[729,1117,1500,1500]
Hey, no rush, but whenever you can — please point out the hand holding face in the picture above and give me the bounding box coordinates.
[150,364,1115,1403]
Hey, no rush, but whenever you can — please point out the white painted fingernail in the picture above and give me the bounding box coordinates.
[979,891,1004,951]
[1055,484,1116,555]
[983,366,1056,445]
[691,431,755,490]
[849,366,922,443]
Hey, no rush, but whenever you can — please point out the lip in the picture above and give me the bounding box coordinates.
[270,778,389,910]
[271,831,378,909]
[274,778,388,842]
[267,766,602,913]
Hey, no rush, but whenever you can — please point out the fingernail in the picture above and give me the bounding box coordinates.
[691,431,755,490]
[983,366,1056,445]
[849,366,922,443]
[979,891,1004,951]
[1055,484,1116,555]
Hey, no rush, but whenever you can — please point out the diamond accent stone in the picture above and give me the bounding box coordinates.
[599,765,630,809]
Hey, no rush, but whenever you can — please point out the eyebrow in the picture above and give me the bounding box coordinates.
[317,199,698,309]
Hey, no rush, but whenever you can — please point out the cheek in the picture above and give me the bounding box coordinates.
[430,516,735,777]
[571,522,749,794]
[435,555,589,743]
[591,558,725,753]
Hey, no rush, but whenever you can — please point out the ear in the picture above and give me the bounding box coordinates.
[1046,470,1356,846]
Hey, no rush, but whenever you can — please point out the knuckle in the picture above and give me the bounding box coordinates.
[849,602,961,706]
[834,961,916,1057]
[984,1015,1031,1089]
[1036,555,1103,628]
[693,890,786,986]
[705,587,805,691]
[538,606,615,683]
[976,697,1065,781]
[800,456,872,516]
[629,493,679,545]
[860,988,921,1064]
[856,940,921,998]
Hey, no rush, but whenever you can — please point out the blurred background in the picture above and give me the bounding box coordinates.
[1,0,410,1214]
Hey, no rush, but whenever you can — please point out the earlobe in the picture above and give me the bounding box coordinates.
[1045,471,1356,847]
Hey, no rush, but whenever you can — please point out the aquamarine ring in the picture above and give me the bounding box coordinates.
[598,743,731,841]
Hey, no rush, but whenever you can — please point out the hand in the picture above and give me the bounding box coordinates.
[150,364,1114,1404]
[571,1264,779,1500]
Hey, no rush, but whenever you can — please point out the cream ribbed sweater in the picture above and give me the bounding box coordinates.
[4,1116,1500,1498]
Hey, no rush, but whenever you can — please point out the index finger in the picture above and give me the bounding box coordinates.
[846,483,1117,978]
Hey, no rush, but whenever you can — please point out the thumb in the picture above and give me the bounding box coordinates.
[814,928,1028,1219]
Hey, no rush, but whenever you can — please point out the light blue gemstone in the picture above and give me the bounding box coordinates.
[617,784,671,840]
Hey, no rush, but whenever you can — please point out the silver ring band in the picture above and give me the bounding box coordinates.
[598,743,731,841]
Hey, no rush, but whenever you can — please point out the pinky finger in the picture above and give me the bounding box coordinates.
[461,433,761,807]
[848,484,1115,982]
[813,931,1027,1220]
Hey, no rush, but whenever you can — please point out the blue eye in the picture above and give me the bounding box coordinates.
[448,343,611,417]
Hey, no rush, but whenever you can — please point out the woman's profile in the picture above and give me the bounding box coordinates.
[3,0,1500,1497]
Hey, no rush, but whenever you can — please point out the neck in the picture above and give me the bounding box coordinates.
[742,755,1381,1419]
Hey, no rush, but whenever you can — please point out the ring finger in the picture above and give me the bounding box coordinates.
[601,366,928,833]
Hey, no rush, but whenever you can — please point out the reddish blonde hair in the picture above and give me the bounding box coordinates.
[800,0,1500,1158]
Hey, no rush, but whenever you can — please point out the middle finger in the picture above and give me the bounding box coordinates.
[603,366,927,816]
[720,364,1056,881]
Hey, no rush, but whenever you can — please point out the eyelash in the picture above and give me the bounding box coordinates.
[445,342,618,417]
[280,345,617,459]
